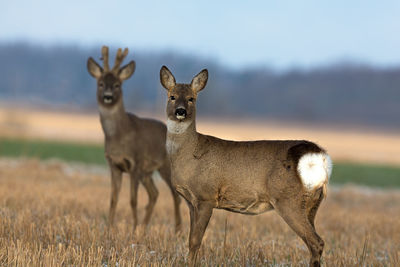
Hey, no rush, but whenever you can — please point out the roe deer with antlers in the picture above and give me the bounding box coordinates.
[86,47,182,231]
[160,66,332,266]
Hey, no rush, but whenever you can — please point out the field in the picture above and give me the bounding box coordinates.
[0,158,399,266]
[1,107,400,266]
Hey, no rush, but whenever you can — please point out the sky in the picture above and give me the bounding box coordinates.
[2,0,400,69]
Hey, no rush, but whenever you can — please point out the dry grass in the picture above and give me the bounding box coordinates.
[1,107,400,166]
[0,158,399,266]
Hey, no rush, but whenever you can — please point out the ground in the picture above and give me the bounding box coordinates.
[1,158,399,266]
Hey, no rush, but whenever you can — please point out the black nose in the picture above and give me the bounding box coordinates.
[175,108,187,116]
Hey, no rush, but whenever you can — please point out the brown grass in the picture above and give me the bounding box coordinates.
[0,158,399,266]
[1,107,400,166]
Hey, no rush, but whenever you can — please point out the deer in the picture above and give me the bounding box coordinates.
[159,66,332,267]
[86,46,182,232]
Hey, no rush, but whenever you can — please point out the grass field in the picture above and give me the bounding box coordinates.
[0,138,106,165]
[0,158,399,266]
[1,137,400,188]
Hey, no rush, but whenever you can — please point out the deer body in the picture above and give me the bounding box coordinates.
[100,105,167,174]
[160,66,332,267]
[87,47,181,231]
[168,125,304,215]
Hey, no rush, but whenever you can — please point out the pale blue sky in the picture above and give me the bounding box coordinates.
[2,0,400,69]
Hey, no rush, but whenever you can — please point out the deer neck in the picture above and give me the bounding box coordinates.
[98,101,129,137]
[166,119,198,156]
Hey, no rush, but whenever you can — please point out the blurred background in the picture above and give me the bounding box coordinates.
[1,0,399,187]
[2,3,400,265]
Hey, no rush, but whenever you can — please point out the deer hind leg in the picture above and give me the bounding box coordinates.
[308,188,324,228]
[128,172,140,230]
[187,201,213,267]
[141,174,159,226]
[109,165,122,226]
[276,202,324,267]
[158,162,182,232]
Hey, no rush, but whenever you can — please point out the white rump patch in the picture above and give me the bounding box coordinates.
[167,119,191,134]
[297,153,332,190]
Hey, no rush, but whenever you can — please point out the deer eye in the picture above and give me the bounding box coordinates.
[114,84,120,89]
[170,96,176,100]
[98,82,104,89]
[188,97,194,102]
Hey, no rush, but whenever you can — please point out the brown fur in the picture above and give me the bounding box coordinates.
[86,47,182,231]
[160,66,329,266]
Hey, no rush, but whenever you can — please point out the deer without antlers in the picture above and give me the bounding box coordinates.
[86,47,182,231]
[160,66,332,267]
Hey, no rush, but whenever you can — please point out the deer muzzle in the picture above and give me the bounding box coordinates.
[103,91,113,104]
[175,108,187,120]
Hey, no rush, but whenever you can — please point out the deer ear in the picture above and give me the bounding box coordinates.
[119,61,136,80]
[87,57,103,78]
[160,66,176,90]
[191,69,208,93]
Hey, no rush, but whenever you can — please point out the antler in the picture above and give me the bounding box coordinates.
[99,46,129,73]
[101,46,110,72]
[112,48,129,74]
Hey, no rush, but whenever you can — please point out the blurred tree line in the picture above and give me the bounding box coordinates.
[0,42,399,129]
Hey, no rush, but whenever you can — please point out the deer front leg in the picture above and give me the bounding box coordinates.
[171,189,182,232]
[141,174,159,226]
[188,201,213,267]
[158,162,182,232]
[129,171,140,231]
[109,165,122,226]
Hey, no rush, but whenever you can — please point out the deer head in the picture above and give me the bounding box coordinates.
[160,66,208,123]
[87,46,136,107]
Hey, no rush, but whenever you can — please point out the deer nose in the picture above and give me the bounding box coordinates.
[175,108,187,117]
